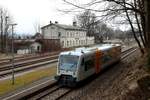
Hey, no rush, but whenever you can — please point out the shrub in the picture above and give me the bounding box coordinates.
[146,50,150,71]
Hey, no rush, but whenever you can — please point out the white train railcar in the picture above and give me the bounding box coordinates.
[55,44,121,86]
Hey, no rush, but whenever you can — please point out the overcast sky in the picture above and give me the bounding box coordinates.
[0,0,129,35]
[0,0,78,35]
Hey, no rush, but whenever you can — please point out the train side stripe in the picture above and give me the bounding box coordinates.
[95,50,101,74]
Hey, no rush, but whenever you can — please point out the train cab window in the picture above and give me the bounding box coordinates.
[81,58,84,66]
[85,62,88,71]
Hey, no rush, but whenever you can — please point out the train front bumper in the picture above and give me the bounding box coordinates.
[55,75,77,87]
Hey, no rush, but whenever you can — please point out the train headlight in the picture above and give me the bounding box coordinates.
[73,72,76,75]
[58,70,60,73]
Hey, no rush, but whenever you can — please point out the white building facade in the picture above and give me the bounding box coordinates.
[41,22,94,48]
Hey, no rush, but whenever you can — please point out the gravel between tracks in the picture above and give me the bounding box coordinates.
[60,49,148,100]
[41,87,70,100]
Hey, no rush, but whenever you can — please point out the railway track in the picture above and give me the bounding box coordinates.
[19,47,138,100]
[121,48,137,59]
[0,52,60,65]
[41,88,72,100]
[0,59,58,77]
[0,55,59,78]
[28,85,72,100]
[0,55,58,71]
[121,47,136,56]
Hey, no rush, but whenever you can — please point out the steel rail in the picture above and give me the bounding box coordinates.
[0,55,58,71]
[0,59,58,77]
[0,52,60,65]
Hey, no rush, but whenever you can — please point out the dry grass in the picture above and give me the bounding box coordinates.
[0,66,56,95]
[0,54,17,59]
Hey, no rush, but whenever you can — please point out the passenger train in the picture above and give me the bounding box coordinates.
[55,44,121,87]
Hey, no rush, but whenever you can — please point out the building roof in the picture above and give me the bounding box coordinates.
[14,39,35,43]
[32,32,43,39]
[41,23,86,31]
[14,39,42,46]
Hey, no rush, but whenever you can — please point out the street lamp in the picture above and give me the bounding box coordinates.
[9,23,17,85]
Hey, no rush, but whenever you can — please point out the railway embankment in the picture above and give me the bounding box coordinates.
[119,52,150,100]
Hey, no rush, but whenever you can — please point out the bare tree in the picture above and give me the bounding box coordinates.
[33,21,41,33]
[76,10,99,36]
[61,0,150,54]
[0,7,12,53]
[76,10,115,43]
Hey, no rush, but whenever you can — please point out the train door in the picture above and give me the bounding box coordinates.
[78,54,95,81]
[78,56,85,81]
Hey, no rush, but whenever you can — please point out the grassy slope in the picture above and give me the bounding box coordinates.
[0,66,56,95]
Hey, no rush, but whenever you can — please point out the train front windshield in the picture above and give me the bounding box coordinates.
[59,55,79,71]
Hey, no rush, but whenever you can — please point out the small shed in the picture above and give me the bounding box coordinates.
[14,39,42,54]
[30,42,42,53]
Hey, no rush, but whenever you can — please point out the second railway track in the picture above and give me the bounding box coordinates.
[0,59,58,77]
[0,54,58,71]
[0,55,58,77]
[0,52,60,65]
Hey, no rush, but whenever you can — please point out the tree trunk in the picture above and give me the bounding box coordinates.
[145,0,150,49]
[123,0,144,54]
[134,0,146,48]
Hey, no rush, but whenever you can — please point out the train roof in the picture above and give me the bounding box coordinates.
[60,44,120,56]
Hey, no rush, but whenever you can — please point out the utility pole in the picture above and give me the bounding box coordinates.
[9,23,17,85]
[5,16,9,55]
[0,10,3,52]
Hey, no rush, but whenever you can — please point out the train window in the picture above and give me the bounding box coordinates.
[84,59,94,71]
[85,62,88,71]
[102,54,111,63]
[59,55,79,71]
[81,58,84,66]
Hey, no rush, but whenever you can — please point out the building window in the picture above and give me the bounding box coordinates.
[58,32,61,37]
[76,40,78,44]
[76,32,78,36]
[62,41,64,46]
[37,46,40,52]
[51,27,55,29]
[70,41,72,46]
[73,41,75,46]
[67,41,69,46]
